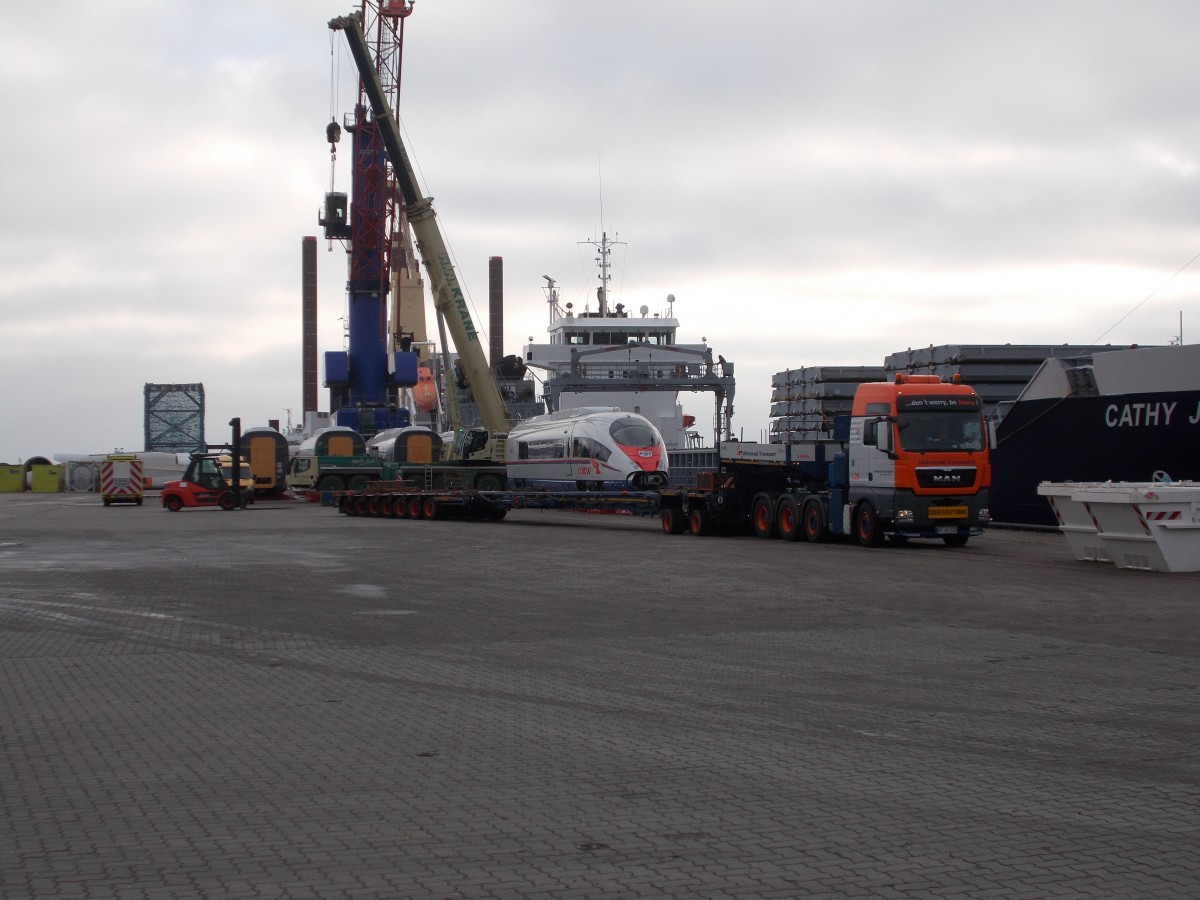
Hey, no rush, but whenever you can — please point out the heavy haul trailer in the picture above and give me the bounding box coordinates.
[660,375,993,547]
[294,455,507,493]
[331,375,991,547]
[335,484,662,521]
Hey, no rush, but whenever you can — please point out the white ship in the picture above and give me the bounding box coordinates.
[520,232,735,451]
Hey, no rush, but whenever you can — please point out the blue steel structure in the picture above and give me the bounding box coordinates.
[319,1,418,438]
[144,383,205,453]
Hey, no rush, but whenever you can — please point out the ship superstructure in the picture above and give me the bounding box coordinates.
[522,233,735,450]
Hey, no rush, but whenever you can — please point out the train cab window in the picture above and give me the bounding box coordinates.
[609,417,659,447]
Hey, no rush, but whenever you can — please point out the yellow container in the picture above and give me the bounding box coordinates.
[30,465,63,493]
[0,465,22,492]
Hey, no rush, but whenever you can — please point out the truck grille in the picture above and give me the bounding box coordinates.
[915,466,976,489]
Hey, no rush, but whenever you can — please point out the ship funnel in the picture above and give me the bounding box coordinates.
[302,236,318,414]
[489,256,504,370]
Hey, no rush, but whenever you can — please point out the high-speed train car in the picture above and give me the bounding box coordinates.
[506,407,668,490]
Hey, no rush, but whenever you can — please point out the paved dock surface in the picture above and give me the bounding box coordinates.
[1,492,1198,899]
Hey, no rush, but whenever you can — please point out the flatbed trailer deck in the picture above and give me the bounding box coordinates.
[335,487,663,521]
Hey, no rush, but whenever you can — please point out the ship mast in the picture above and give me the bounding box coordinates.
[579,231,624,317]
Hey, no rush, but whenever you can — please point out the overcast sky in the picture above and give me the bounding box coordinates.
[2,1,1198,462]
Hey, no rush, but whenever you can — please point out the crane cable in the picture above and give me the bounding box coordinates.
[1088,248,1200,348]
[399,119,489,337]
[327,30,342,193]
[996,248,1200,448]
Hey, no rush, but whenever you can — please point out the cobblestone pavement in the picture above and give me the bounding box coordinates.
[1,493,1198,899]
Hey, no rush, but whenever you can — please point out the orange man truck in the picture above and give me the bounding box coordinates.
[660,374,992,547]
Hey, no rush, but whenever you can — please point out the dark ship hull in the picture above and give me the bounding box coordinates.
[990,345,1200,526]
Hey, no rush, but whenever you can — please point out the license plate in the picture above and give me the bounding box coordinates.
[936,526,958,535]
[928,506,968,519]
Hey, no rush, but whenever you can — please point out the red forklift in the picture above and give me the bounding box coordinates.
[161,453,253,512]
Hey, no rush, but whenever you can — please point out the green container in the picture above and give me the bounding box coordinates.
[0,465,22,492]
[30,465,63,493]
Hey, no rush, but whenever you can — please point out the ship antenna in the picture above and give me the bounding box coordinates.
[582,156,619,317]
[542,275,561,325]
[578,229,626,318]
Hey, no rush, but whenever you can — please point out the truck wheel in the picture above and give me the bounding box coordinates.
[661,507,686,535]
[776,496,802,542]
[943,532,970,548]
[802,499,828,543]
[368,496,384,517]
[422,497,440,520]
[688,509,708,536]
[855,502,884,548]
[219,493,236,511]
[752,494,775,539]
[475,473,504,492]
[164,495,183,513]
[317,475,343,493]
[347,474,372,492]
[407,496,423,519]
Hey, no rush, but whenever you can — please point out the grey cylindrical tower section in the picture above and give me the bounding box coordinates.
[489,256,503,370]
[302,236,318,413]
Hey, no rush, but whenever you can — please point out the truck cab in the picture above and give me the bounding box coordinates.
[847,374,991,545]
[218,455,256,494]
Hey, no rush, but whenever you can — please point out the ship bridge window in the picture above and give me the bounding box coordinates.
[628,332,664,345]
[567,333,588,345]
[609,417,660,448]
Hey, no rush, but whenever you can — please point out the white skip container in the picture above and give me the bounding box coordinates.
[1038,481,1200,573]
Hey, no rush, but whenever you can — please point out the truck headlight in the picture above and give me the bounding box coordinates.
[978,508,991,523]
[896,509,914,524]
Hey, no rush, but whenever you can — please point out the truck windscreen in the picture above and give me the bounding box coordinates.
[896,410,985,452]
